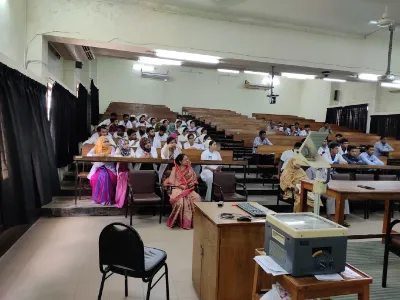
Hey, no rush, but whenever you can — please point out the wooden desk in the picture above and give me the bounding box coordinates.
[192,202,272,300]
[330,164,400,170]
[252,248,372,300]
[300,180,400,235]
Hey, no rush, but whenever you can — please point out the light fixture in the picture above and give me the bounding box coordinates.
[394,80,400,84]
[358,73,380,81]
[381,82,400,89]
[262,76,280,86]
[138,57,181,66]
[244,70,269,76]
[141,71,170,81]
[218,69,239,74]
[155,49,220,64]
[369,20,378,25]
[281,72,315,80]
[133,64,155,72]
[323,78,346,83]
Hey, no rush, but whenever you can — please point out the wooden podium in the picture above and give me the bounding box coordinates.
[192,202,270,300]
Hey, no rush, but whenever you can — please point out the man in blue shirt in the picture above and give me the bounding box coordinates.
[252,130,272,154]
[360,145,384,166]
[342,146,367,165]
[374,136,394,157]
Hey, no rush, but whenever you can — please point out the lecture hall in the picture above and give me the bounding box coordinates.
[1,0,400,299]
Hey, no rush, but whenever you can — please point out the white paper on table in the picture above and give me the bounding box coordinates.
[254,256,289,276]
[261,288,281,300]
[314,273,344,281]
[341,266,363,279]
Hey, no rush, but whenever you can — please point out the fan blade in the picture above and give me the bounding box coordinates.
[364,27,386,38]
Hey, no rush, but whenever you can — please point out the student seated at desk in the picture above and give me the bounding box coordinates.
[292,122,302,136]
[342,146,367,165]
[118,114,133,129]
[184,134,204,150]
[338,138,349,155]
[201,140,222,201]
[360,145,384,166]
[87,137,117,205]
[114,138,135,208]
[318,138,329,155]
[136,122,148,139]
[319,122,334,134]
[146,127,156,146]
[266,121,278,132]
[176,115,187,126]
[299,124,311,136]
[159,136,182,182]
[322,142,348,165]
[187,120,197,134]
[280,158,316,212]
[135,137,157,159]
[108,118,119,133]
[252,130,273,154]
[129,115,137,128]
[178,127,189,144]
[279,123,288,132]
[83,126,116,147]
[196,128,207,143]
[202,135,212,148]
[113,125,127,139]
[280,142,303,171]
[164,154,201,229]
[127,129,139,148]
[99,112,117,126]
[147,117,157,128]
[167,122,177,135]
[374,136,394,157]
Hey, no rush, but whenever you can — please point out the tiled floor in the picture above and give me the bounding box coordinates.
[1,212,400,300]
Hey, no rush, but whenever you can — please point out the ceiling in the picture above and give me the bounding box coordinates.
[122,0,400,36]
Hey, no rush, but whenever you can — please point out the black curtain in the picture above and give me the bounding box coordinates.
[325,107,342,126]
[90,79,99,125]
[370,114,400,140]
[77,83,90,142]
[339,104,368,132]
[326,104,368,133]
[0,62,60,229]
[50,83,79,168]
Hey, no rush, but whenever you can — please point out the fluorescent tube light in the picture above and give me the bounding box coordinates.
[155,49,220,64]
[138,57,181,66]
[323,78,346,83]
[393,80,400,84]
[262,76,280,86]
[218,69,239,74]
[281,72,315,80]
[244,71,270,76]
[133,64,155,72]
[381,82,400,89]
[358,73,380,81]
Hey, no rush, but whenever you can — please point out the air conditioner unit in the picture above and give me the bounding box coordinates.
[141,71,170,81]
[244,80,271,91]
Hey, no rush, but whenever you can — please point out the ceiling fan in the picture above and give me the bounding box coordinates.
[365,6,397,83]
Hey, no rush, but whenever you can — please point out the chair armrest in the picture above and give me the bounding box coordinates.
[212,183,224,201]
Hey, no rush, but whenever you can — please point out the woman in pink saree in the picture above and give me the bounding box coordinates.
[164,154,201,229]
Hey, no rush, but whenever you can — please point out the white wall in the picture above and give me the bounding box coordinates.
[329,81,377,107]
[47,48,64,82]
[375,87,400,114]
[299,80,331,122]
[26,0,400,75]
[97,56,305,116]
[0,0,26,67]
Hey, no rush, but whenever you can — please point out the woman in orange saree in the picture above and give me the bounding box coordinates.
[164,154,201,229]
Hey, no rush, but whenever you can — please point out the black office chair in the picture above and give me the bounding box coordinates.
[382,219,400,288]
[98,223,169,300]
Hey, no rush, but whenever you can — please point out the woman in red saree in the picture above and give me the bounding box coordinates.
[164,154,201,229]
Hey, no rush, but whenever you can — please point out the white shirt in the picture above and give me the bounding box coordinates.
[86,147,116,179]
[113,132,128,139]
[184,142,204,150]
[98,119,112,126]
[201,149,222,171]
[299,130,310,136]
[318,146,329,155]
[135,146,158,158]
[322,152,347,164]
[178,134,188,143]
[83,133,116,147]
[161,144,181,159]
[195,134,207,144]
[118,120,133,129]
[128,139,140,148]
[338,147,348,156]
[280,149,294,170]
[153,132,167,148]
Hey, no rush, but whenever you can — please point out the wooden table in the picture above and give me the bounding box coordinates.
[330,164,400,171]
[192,202,273,300]
[300,180,400,235]
[252,248,372,300]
